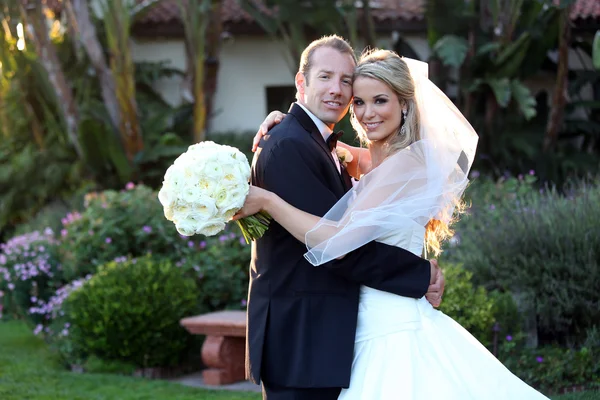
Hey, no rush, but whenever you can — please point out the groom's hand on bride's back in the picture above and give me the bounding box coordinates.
[252,111,287,152]
[426,260,445,308]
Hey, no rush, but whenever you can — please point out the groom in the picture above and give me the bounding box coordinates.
[247,35,444,400]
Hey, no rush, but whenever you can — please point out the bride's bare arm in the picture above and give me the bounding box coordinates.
[233,186,321,244]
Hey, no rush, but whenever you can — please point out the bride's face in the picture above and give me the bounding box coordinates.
[352,76,403,144]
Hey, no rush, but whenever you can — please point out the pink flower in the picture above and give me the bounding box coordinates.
[105,237,112,244]
[125,182,135,190]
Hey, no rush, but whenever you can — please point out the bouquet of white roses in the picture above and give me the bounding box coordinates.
[158,141,271,242]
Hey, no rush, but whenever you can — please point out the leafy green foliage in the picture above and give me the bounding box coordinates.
[183,232,251,311]
[437,264,496,345]
[449,176,600,346]
[57,184,200,280]
[433,35,469,67]
[66,256,199,368]
[498,334,600,394]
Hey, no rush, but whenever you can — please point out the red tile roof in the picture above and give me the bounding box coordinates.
[133,0,424,25]
[45,0,599,26]
[569,0,600,20]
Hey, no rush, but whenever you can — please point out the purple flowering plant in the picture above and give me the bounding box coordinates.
[0,229,64,324]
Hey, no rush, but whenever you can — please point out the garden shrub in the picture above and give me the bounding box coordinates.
[58,183,202,280]
[450,175,600,346]
[497,333,600,393]
[66,256,199,368]
[181,230,251,311]
[437,263,497,345]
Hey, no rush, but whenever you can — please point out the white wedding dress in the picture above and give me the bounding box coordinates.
[338,224,549,400]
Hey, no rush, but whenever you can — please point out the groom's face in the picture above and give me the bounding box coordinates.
[296,46,355,128]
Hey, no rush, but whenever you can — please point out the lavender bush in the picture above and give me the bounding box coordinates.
[448,174,600,346]
[0,229,63,323]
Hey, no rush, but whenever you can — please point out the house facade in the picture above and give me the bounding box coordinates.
[126,0,599,133]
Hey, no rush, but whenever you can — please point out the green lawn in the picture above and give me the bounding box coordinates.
[0,320,596,400]
[0,321,260,400]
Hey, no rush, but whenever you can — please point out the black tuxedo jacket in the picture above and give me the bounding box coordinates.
[246,103,431,388]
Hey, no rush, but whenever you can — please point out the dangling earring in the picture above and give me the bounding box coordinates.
[400,109,408,135]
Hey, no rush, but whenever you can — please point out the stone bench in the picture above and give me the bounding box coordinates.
[180,310,247,385]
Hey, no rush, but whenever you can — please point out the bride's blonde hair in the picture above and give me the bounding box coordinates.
[351,49,464,256]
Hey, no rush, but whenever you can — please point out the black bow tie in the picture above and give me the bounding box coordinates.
[326,130,344,152]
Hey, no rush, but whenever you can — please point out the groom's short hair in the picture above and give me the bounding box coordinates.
[298,35,356,84]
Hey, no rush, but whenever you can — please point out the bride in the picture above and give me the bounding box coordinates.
[235,49,548,399]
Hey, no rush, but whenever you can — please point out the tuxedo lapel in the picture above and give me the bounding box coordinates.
[288,104,340,176]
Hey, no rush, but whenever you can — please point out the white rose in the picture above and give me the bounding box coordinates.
[164,166,187,192]
[225,184,250,211]
[188,141,219,153]
[219,206,238,220]
[158,187,175,208]
[203,159,224,179]
[220,164,244,186]
[196,175,220,197]
[181,184,203,204]
[196,218,226,236]
[189,195,218,219]
[164,205,175,221]
[175,220,197,236]
[213,183,247,212]
[172,199,194,217]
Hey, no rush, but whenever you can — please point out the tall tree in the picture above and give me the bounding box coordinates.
[67,0,159,163]
[544,4,573,152]
[16,0,84,158]
[177,0,223,143]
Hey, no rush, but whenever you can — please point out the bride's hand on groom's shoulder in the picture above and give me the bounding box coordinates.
[252,111,287,152]
[426,259,445,308]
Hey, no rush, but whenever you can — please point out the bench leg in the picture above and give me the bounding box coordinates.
[201,335,246,385]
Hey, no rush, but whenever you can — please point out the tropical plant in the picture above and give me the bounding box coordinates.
[16,1,84,159]
[236,0,378,72]
[67,0,162,168]
[0,10,84,234]
[176,0,223,143]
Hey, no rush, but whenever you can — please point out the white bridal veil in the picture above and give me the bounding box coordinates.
[304,58,479,266]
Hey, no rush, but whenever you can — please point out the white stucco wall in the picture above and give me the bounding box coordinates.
[210,37,295,133]
[131,38,187,107]
[131,36,295,134]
